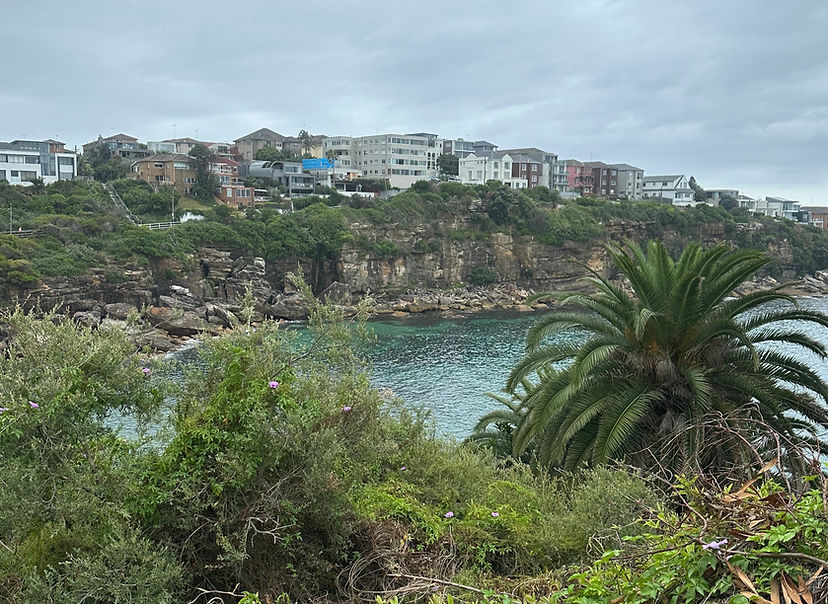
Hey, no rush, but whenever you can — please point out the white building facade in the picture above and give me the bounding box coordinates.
[0,140,77,185]
[351,132,441,188]
[458,153,528,188]
[642,175,695,205]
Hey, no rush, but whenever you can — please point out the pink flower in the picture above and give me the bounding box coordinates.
[702,539,728,550]
[400,466,407,471]
[268,380,279,389]
[29,401,39,409]
[142,367,150,375]
[444,511,454,518]
[0,408,8,413]
[342,406,352,413]
[491,512,500,518]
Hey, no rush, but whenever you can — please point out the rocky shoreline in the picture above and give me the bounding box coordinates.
[5,246,828,353]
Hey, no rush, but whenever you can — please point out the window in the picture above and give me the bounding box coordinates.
[11,171,19,177]
[25,156,39,164]
[8,155,24,163]
[20,171,37,180]
[531,164,538,172]
[155,162,164,168]
[0,170,5,180]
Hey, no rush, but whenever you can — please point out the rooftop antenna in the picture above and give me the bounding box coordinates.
[173,123,177,138]
[195,129,199,140]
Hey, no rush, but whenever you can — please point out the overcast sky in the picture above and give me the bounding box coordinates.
[3,0,827,201]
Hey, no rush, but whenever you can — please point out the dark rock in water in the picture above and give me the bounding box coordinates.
[268,294,308,320]
[135,330,177,352]
[145,307,205,337]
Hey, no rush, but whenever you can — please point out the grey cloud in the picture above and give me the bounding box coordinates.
[2,0,827,199]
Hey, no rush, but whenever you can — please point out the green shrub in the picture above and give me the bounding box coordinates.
[469,267,499,285]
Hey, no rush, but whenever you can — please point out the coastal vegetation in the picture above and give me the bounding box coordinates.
[0,243,827,601]
[3,179,828,600]
[5,178,828,302]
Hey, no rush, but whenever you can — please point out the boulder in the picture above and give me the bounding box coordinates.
[104,302,137,320]
[145,307,205,337]
[73,310,101,328]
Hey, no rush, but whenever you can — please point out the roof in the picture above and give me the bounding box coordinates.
[210,157,239,166]
[473,140,497,147]
[162,137,202,144]
[643,174,684,181]
[802,206,828,213]
[43,138,65,145]
[609,163,643,171]
[101,133,138,142]
[235,128,285,142]
[583,161,609,168]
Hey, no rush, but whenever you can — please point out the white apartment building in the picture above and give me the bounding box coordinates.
[458,153,528,188]
[0,139,77,185]
[642,175,695,205]
[351,132,441,188]
[321,136,363,179]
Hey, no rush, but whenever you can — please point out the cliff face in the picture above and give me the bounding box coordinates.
[4,218,800,327]
[335,218,740,295]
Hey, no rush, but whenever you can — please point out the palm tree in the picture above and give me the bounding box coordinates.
[500,241,828,479]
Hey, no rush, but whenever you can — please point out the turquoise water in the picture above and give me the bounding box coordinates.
[152,297,828,441]
[365,311,578,437]
[364,297,828,438]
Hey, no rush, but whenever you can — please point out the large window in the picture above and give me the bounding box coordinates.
[8,155,25,163]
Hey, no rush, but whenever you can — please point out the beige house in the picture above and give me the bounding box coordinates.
[130,153,197,196]
[233,128,286,161]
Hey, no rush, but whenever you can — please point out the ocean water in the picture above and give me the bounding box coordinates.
[149,297,828,440]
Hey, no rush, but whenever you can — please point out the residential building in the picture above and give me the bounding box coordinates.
[499,147,566,190]
[439,138,498,158]
[458,153,528,188]
[473,140,499,155]
[208,157,242,186]
[161,137,201,155]
[234,128,286,161]
[610,164,645,199]
[351,132,441,188]
[642,175,695,205]
[215,183,255,208]
[804,206,828,230]
[207,142,234,159]
[705,189,740,206]
[147,141,177,154]
[245,160,314,197]
[583,162,619,197]
[0,139,78,185]
[322,136,363,180]
[738,194,758,212]
[281,134,326,158]
[130,153,197,196]
[755,196,804,221]
[563,160,594,195]
[82,133,151,161]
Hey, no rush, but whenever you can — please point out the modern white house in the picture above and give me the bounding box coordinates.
[0,139,77,185]
[755,196,803,221]
[458,152,528,188]
[642,175,695,205]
